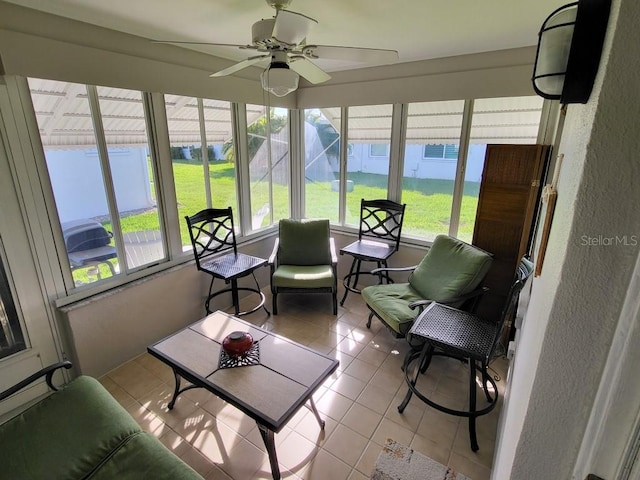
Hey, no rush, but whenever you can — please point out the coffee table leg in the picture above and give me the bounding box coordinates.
[258,424,281,480]
[168,370,182,410]
[306,397,325,429]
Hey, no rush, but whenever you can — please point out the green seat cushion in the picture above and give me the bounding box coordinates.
[272,265,335,288]
[0,376,142,480]
[278,218,331,265]
[362,283,425,334]
[409,235,492,302]
[88,431,203,480]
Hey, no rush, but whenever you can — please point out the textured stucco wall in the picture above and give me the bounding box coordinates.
[492,0,640,478]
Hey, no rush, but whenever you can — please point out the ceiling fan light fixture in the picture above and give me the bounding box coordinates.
[261,64,299,97]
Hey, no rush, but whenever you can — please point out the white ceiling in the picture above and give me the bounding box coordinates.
[5,0,566,73]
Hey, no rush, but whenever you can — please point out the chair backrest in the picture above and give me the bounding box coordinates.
[409,234,493,303]
[358,199,406,251]
[487,256,534,359]
[185,207,237,269]
[278,218,331,266]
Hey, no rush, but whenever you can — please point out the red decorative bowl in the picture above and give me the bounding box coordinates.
[222,331,254,356]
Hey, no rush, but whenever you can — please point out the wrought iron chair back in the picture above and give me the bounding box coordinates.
[186,207,238,271]
[358,199,406,251]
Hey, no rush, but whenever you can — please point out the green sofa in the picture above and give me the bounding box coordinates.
[0,362,203,480]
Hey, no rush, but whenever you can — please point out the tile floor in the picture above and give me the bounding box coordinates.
[99,289,508,480]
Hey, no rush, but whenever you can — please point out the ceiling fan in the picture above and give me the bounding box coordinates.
[155,0,399,96]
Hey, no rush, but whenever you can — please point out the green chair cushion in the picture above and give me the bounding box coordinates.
[272,265,335,288]
[88,431,202,480]
[362,283,425,335]
[409,235,493,302]
[278,219,331,266]
[0,376,142,480]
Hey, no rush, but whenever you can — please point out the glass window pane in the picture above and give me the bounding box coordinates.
[304,108,340,222]
[402,100,465,241]
[28,78,120,286]
[346,105,392,225]
[97,86,166,269]
[246,105,289,230]
[0,255,26,360]
[459,96,544,242]
[203,98,237,213]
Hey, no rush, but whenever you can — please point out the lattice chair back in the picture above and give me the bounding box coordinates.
[359,199,406,251]
[487,257,534,360]
[185,207,238,271]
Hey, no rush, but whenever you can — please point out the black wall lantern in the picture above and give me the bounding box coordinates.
[532,0,611,104]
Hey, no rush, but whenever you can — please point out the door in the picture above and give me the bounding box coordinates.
[472,144,550,322]
[0,83,63,417]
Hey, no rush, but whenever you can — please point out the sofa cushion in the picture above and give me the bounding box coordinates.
[88,431,202,480]
[409,235,493,302]
[362,283,425,334]
[278,219,331,265]
[272,265,335,288]
[0,376,142,480]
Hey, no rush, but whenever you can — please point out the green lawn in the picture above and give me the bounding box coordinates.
[81,160,479,284]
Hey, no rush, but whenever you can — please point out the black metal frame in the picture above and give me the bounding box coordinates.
[185,207,269,316]
[0,361,72,402]
[397,258,533,451]
[339,199,406,305]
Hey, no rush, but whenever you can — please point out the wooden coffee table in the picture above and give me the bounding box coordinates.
[147,311,339,480]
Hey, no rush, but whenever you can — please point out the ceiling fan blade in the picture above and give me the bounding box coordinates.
[289,58,331,84]
[210,55,270,77]
[152,40,255,49]
[272,10,317,45]
[305,45,399,64]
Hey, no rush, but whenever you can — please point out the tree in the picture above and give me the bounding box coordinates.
[223,110,288,162]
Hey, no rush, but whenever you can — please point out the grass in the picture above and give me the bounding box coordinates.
[75,160,480,284]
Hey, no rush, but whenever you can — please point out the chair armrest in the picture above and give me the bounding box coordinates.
[0,361,73,402]
[370,265,418,275]
[329,238,338,265]
[268,238,280,265]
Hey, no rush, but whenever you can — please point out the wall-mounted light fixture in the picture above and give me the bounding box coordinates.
[532,0,611,104]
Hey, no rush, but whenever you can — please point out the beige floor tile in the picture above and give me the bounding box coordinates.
[134,352,175,384]
[245,425,292,453]
[336,336,367,357]
[137,383,201,430]
[448,451,491,480]
[371,417,414,447]
[316,389,354,422]
[124,402,165,434]
[348,470,369,480]
[416,409,461,451]
[452,423,496,469]
[410,433,451,466]
[99,376,137,409]
[383,394,425,433]
[290,409,337,446]
[251,459,300,480]
[205,465,234,480]
[158,426,192,457]
[368,369,404,396]
[356,384,395,415]
[276,431,321,472]
[343,358,379,383]
[356,345,389,368]
[323,424,368,467]
[300,449,352,480]
[354,440,383,476]
[218,438,267,480]
[108,360,164,400]
[341,403,383,439]
[180,445,216,477]
[330,372,367,401]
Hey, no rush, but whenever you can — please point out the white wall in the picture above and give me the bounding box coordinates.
[492,0,640,478]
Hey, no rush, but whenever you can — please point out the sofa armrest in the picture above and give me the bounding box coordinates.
[0,361,72,401]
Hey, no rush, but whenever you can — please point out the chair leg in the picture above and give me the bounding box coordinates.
[340,257,358,306]
[398,343,432,413]
[366,312,374,329]
[332,291,338,315]
[272,292,278,315]
[231,279,240,315]
[251,272,270,316]
[205,276,216,314]
[481,362,494,402]
[468,358,479,452]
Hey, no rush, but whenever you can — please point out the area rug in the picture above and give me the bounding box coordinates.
[370,439,471,480]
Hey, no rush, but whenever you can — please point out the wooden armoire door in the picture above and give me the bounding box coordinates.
[472,144,550,323]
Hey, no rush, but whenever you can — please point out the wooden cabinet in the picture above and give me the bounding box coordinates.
[472,144,550,323]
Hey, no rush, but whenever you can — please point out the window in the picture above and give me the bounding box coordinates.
[29,79,166,288]
[165,95,237,248]
[458,96,544,242]
[304,108,341,222]
[0,255,25,360]
[246,105,290,230]
[369,144,389,157]
[423,144,459,160]
[402,100,465,240]
[346,104,392,225]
